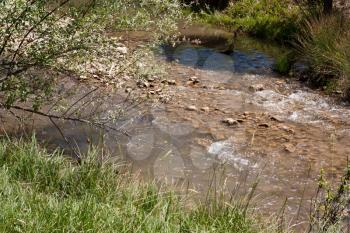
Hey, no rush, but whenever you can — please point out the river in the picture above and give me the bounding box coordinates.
[3,23,350,228]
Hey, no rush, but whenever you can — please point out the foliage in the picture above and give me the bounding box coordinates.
[309,166,350,232]
[274,52,295,75]
[0,137,276,233]
[0,0,182,111]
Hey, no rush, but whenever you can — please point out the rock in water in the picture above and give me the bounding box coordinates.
[249,84,264,92]
[168,80,177,85]
[201,107,210,113]
[189,76,200,84]
[222,118,238,126]
[186,105,198,111]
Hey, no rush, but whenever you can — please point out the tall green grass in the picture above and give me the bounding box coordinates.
[198,0,301,42]
[0,136,276,233]
[295,12,350,93]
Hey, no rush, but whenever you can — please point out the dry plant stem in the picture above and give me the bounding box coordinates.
[4,104,131,137]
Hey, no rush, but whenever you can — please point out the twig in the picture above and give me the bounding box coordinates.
[49,117,81,161]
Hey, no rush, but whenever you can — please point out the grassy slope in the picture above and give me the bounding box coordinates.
[0,137,275,233]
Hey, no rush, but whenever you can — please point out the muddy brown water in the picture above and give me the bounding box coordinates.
[2,24,350,228]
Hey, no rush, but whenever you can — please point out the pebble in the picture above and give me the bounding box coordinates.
[279,125,295,134]
[116,46,128,54]
[222,118,238,126]
[125,87,132,93]
[189,76,200,84]
[284,143,296,153]
[168,80,177,85]
[249,84,264,92]
[186,105,198,111]
[200,107,210,113]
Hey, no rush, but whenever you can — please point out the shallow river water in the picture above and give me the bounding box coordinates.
[3,24,350,228]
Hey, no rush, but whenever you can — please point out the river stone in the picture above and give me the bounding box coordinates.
[249,84,264,92]
[200,106,210,113]
[284,143,296,153]
[186,105,198,111]
[137,81,150,88]
[189,76,199,84]
[270,116,284,123]
[168,80,177,85]
[222,118,238,126]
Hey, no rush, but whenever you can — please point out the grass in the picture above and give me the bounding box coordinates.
[197,0,301,42]
[295,12,350,94]
[0,136,277,233]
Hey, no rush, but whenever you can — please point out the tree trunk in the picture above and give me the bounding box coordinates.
[324,0,333,14]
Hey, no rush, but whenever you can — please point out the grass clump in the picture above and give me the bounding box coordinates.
[295,12,350,94]
[0,136,272,233]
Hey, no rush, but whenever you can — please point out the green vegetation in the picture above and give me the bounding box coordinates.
[0,0,182,112]
[295,12,350,94]
[0,137,275,233]
[198,0,301,42]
